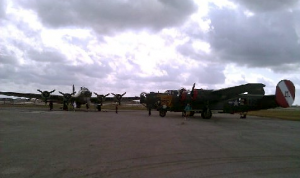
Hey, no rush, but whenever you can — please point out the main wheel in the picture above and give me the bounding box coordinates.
[189,111,195,116]
[240,114,247,119]
[63,105,68,111]
[97,105,101,111]
[201,109,212,119]
[159,110,167,117]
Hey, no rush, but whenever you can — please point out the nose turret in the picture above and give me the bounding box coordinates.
[84,90,92,97]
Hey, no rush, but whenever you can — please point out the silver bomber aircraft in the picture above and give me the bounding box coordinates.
[0,85,93,110]
[0,85,139,111]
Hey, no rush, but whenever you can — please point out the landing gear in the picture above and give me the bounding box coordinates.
[201,107,212,119]
[159,110,167,117]
[97,104,102,111]
[189,111,195,116]
[182,111,186,117]
[240,112,247,119]
[49,101,53,111]
[63,102,68,111]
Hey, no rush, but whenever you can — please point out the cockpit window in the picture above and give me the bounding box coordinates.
[80,87,89,91]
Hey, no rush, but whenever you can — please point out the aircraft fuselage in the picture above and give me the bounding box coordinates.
[71,87,92,108]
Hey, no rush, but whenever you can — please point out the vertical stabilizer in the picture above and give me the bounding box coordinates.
[275,80,295,108]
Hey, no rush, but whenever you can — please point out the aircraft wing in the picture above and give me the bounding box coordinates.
[0,91,63,101]
[0,91,42,98]
[119,96,140,101]
[90,96,140,103]
[211,83,266,99]
[90,97,114,103]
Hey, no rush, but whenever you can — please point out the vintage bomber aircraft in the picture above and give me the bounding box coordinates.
[0,85,93,110]
[91,92,139,111]
[0,85,139,111]
[140,79,296,119]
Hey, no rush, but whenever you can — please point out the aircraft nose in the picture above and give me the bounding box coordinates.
[84,91,92,97]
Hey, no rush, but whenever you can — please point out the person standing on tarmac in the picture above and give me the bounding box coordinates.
[115,102,118,114]
[184,103,192,120]
[148,104,152,116]
[49,101,53,111]
[73,101,76,112]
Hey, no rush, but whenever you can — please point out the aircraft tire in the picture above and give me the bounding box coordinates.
[190,111,195,117]
[201,109,212,119]
[240,114,247,119]
[63,104,68,111]
[159,110,167,117]
[97,105,101,111]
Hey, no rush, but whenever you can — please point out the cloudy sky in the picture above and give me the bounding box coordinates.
[0,0,299,105]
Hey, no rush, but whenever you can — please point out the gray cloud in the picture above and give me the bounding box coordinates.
[114,63,225,91]
[0,61,113,87]
[232,0,300,12]
[206,4,300,72]
[176,39,212,62]
[26,48,67,63]
[177,3,300,73]
[187,65,225,85]
[18,0,197,34]
[0,0,7,19]
[0,47,19,66]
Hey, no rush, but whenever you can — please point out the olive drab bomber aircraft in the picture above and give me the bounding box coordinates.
[140,79,296,119]
[0,85,138,111]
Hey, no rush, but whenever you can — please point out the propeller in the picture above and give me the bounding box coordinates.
[59,91,75,102]
[72,84,76,95]
[59,85,76,102]
[140,92,147,104]
[111,92,126,105]
[191,83,195,98]
[37,89,55,103]
[94,92,110,104]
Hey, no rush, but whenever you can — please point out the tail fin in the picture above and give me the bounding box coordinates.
[275,80,295,108]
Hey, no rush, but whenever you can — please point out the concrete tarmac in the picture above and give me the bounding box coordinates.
[1,107,300,178]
